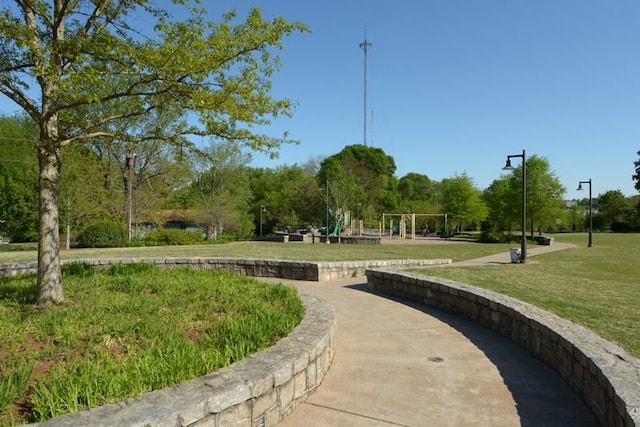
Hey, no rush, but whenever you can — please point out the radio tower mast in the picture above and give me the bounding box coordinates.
[359,32,372,147]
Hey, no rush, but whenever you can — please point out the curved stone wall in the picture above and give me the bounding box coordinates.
[0,257,451,281]
[0,257,448,426]
[366,269,640,427]
[28,288,336,427]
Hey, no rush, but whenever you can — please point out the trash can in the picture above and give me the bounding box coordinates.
[510,248,521,263]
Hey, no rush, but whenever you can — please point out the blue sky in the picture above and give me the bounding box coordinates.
[222,1,640,200]
[2,1,639,200]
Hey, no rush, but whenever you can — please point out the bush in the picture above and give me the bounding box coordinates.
[611,222,632,232]
[143,228,203,246]
[76,219,126,248]
[478,229,505,243]
[201,233,238,244]
[477,229,520,244]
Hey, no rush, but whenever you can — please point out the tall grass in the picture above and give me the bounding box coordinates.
[0,264,303,425]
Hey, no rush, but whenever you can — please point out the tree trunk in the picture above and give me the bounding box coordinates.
[36,140,64,305]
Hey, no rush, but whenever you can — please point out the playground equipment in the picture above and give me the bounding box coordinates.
[327,208,350,237]
[381,213,448,239]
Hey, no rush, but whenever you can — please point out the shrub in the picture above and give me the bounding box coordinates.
[76,219,126,248]
[143,228,203,246]
[478,229,506,243]
[62,262,96,277]
[611,222,632,232]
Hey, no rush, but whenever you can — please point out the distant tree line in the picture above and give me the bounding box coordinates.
[3,114,640,245]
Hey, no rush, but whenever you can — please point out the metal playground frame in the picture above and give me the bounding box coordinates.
[381,213,448,239]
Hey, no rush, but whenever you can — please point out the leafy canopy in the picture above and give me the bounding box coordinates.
[0,0,308,305]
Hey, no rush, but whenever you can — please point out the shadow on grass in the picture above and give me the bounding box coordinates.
[0,275,37,305]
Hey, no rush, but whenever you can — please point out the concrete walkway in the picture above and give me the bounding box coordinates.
[274,243,598,427]
[451,241,576,266]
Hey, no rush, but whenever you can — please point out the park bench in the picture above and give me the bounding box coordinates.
[532,235,554,245]
[438,230,457,240]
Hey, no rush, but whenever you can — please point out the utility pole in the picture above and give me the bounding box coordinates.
[359,33,372,147]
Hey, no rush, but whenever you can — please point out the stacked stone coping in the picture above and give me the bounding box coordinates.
[30,288,336,427]
[0,257,452,281]
[366,269,640,427]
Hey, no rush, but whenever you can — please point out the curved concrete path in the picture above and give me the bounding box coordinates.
[272,243,599,426]
[450,241,576,266]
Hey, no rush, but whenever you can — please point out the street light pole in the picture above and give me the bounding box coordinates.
[325,180,330,244]
[577,179,593,247]
[503,149,527,263]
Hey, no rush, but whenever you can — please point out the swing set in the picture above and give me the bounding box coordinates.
[381,213,448,239]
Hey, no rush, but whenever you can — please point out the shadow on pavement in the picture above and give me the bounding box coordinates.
[345,284,599,427]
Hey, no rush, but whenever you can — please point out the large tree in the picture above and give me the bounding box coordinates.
[59,143,112,248]
[495,155,565,236]
[483,176,515,232]
[521,156,565,235]
[248,164,321,233]
[0,114,38,241]
[398,172,439,213]
[598,190,630,226]
[83,108,197,235]
[440,173,488,231]
[0,1,307,305]
[318,145,399,223]
[191,140,253,240]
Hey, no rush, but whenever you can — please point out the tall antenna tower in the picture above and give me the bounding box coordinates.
[359,32,372,147]
[370,109,374,147]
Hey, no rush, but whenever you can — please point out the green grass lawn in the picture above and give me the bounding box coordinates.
[0,239,512,263]
[409,233,640,358]
[1,232,638,424]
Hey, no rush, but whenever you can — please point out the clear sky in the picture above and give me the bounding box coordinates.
[223,0,640,200]
[2,1,639,200]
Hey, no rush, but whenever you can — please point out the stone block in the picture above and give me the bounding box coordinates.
[306,359,318,390]
[217,401,252,427]
[293,370,307,400]
[252,389,277,419]
[278,379,295,414]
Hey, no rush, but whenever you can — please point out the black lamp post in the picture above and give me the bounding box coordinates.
[325,180,330,244]
[259,204,266,237]
[577,179,593,247]
[502,149,527,263]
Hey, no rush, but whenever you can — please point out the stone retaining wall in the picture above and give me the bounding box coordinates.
[339,236,381,245]
[3,257,448,426]
[0,257,452,281]
[316,258,450,281]
[366,269,640,427]
[31,289,336,427]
